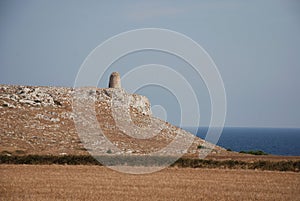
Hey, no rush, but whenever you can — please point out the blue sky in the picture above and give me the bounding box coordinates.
[1,0,300,128]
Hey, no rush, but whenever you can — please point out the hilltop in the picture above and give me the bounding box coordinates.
[1,81,299,163]
[0,83,228,157]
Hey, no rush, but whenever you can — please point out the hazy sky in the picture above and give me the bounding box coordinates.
[1,0,300,128]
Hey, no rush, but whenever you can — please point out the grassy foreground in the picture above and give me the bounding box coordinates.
[1,155,300,172]
[1,165,299,201]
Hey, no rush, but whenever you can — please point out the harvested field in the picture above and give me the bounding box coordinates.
[0,165,299,201]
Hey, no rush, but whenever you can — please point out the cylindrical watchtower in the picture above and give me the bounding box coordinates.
[108,72,121,88]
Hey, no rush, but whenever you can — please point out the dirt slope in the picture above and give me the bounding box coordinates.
[1,84,299,161]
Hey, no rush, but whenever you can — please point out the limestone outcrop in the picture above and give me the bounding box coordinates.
[0,74,226,157]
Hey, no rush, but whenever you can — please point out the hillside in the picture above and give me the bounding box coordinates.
[0,83,228,157]
[2,82,300,164]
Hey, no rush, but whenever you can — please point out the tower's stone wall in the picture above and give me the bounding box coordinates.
[109,72,121,88]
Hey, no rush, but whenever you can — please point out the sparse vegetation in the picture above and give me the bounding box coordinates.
[15,150,26,154]
[197,145,208,149]
[0,155,299,172]
[239,150,268,155]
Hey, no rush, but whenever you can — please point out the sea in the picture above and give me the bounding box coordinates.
[183,127,300,156]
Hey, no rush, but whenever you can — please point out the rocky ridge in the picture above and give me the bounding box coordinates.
[0,84,226,157]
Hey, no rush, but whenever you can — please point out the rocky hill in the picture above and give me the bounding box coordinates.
[0,83,228,158]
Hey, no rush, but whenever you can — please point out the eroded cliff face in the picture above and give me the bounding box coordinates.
[0,84,225,157]
[0,85,151,114]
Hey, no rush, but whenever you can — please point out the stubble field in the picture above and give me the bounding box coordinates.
[0,165,299,201]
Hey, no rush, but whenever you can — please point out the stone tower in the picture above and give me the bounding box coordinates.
[108,72,121,88]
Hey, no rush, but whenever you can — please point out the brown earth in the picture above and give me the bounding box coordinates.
[0,84,226,158]
[0,84,299,162]
[0,165,299,201]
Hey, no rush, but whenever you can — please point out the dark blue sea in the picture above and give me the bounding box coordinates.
[183,127,300,156]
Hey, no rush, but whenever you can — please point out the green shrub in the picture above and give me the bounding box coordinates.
[239,150,268,155]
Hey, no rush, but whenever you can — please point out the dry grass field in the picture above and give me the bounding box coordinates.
[0,165,299,201]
